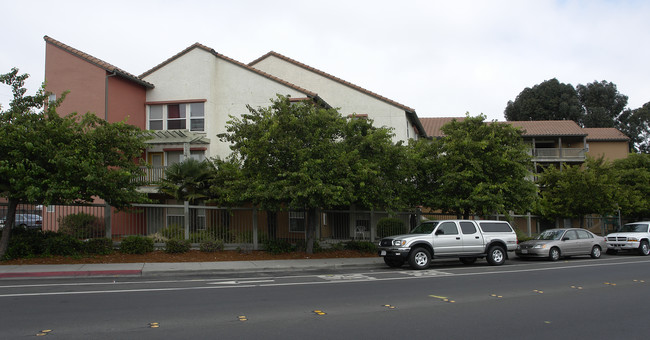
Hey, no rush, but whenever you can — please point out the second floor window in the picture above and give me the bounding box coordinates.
[148,102,205,132]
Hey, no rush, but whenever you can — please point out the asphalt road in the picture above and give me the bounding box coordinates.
[1,255,649,339]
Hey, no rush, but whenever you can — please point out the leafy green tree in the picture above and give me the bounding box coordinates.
[420,115,537,218]
[159,158,214,204]
[617,102,650,153]
[536,158,618,226]
[577,80,628,128]
[505,78,584,123]
[0,68,148,258]
[217,95,404,253]
[611,153,650,218]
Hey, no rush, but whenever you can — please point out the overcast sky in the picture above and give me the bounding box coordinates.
[1,0,648,121]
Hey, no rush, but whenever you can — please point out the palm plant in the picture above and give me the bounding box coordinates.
[158,158,214,204]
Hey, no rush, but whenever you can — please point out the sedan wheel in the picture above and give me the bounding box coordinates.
[590,245,601,259]
[549,247,561,261]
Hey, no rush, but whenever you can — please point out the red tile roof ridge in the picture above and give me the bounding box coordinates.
[249,51,416,113]
[139,43,318,98]
[43,35,154,88]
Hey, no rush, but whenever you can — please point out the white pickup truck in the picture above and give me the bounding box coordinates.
[605,221,650,256]
[377,220,518,269]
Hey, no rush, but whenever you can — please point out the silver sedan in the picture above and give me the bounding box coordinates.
[516,228,607,261]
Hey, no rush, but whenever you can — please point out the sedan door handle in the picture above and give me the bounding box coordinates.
[475,236,480,239]
[456,237,461,240]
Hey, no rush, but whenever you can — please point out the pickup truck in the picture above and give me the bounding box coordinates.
[378,219,518,269]
[605,221,650,256]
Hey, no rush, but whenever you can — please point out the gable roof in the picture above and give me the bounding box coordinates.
[249,51,426,138]
[139,43,323,102]
[44,36,154,89]
[583,128,630,141]
[420,117,589,138]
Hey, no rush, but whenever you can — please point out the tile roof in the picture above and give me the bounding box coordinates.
[142,130,210,144]
[583,128,630,141]
[420,117,590,138]
[43,36,154,89]
[249,51,417,113]
[139,43,320,100]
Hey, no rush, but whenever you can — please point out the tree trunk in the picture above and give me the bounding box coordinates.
[305,207,318,254]
[0,199,19,259]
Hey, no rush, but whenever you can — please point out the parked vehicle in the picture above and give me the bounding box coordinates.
[605,221,650,256]
[378,220,518,269]
[516,228,606,261]
[0,214,43,230]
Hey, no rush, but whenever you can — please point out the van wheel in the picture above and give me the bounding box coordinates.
[639,241,650,256]
[408,247,431,270]
[486,246,506,266]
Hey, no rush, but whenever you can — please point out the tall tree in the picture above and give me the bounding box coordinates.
[505,78,584,122]
[617,102,650,153]
[217,95,404,253]
[424,115,537,218]
[611,153,650,218]
[577,80,628,128]
[0,68,148,258]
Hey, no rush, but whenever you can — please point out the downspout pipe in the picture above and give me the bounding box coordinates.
[105,71,117,121]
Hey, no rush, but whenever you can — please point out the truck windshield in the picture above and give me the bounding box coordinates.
[410,222,439,234]
[619,224,649,233]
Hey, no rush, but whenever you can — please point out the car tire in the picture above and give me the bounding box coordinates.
[549,247,561,261]
[590,245,602,259]
[639,240,650,256]
[459,257,477,265]
[486,246,506,266]
[384,257,404,268]
[408,247,431,270]
[606,249,618,255]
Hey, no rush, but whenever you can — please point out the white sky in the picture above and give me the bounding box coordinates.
[1,0,649,121]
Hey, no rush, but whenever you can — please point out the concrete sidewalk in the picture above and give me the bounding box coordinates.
[0,257,385,279]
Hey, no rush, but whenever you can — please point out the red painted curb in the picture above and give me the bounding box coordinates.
[0,270,142,278]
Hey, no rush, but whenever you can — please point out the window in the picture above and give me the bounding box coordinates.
[436,222,458,235]
[479,222,514,233]
[289,211,306,232]
[576,230,593,239]
[460,222,477,234]
[148,102,205,132]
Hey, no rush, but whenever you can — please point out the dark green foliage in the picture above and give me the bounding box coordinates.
[120,235,154,254]
[376,217,408,238]
[264,239,295,254]
[344,240,377,253]
[58,212,105,239]
[84,238,114,255]
[160,225,184,240]
[165,238,191,253]
[159,159,214,204]
[199,239,224,253]
[3,228,50,260]
[515,229,534,243]
[617,102,650,153]
[44,234,84,256]
[577,80,628,128]
[505,78,584,123]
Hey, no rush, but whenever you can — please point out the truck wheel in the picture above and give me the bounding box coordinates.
[639,240,650,256]
[549,247,561,261]
[590,245,602,259]
[459,257,477,265]
[408,247,431,270]
[384,257,404,268]
[486,246,506,266]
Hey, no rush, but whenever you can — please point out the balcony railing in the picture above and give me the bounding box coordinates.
[532,148,586,162]
[136,166,167,184]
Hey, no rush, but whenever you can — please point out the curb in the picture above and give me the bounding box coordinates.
[0,270,142,279]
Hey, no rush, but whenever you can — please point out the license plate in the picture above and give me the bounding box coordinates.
[380,250,386,256]
[521,250,528,254]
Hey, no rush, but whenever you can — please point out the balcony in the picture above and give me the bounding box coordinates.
[531,148,586,162]
[136,166,167,185]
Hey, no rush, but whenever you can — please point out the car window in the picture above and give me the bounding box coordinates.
[410,222,438,234]
[459,222,477,234]
[435,222,459,235]
[576,230,592,239]
[479,222,513,232]
[537,230,564,240]
[619,223,649,232]
[564,230,578,240]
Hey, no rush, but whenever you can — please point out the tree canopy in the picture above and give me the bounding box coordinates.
[504,78,584,122]
[0,68,148,258]
[611,153,650,218]
[577,80,628,128]
[216,95,404,252]
[410,115,537,218]
[617,102,650,153]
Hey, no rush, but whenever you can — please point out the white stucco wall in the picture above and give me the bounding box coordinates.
[251,55,418,143]
[143,48,307,159]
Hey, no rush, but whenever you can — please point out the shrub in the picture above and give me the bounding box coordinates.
[377,217,408,238]
[165,238,191,253]
[264,239,294,254]
[199,239,224,252]
[345,240,377,253]
[58,213,105,239]
[160,225,184,240]
[189,230,212,243]
[44,234,84,256]
[515,229,534,243]
[120,235,154,254]
[3,228,53,259]
[84,238,114,255]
